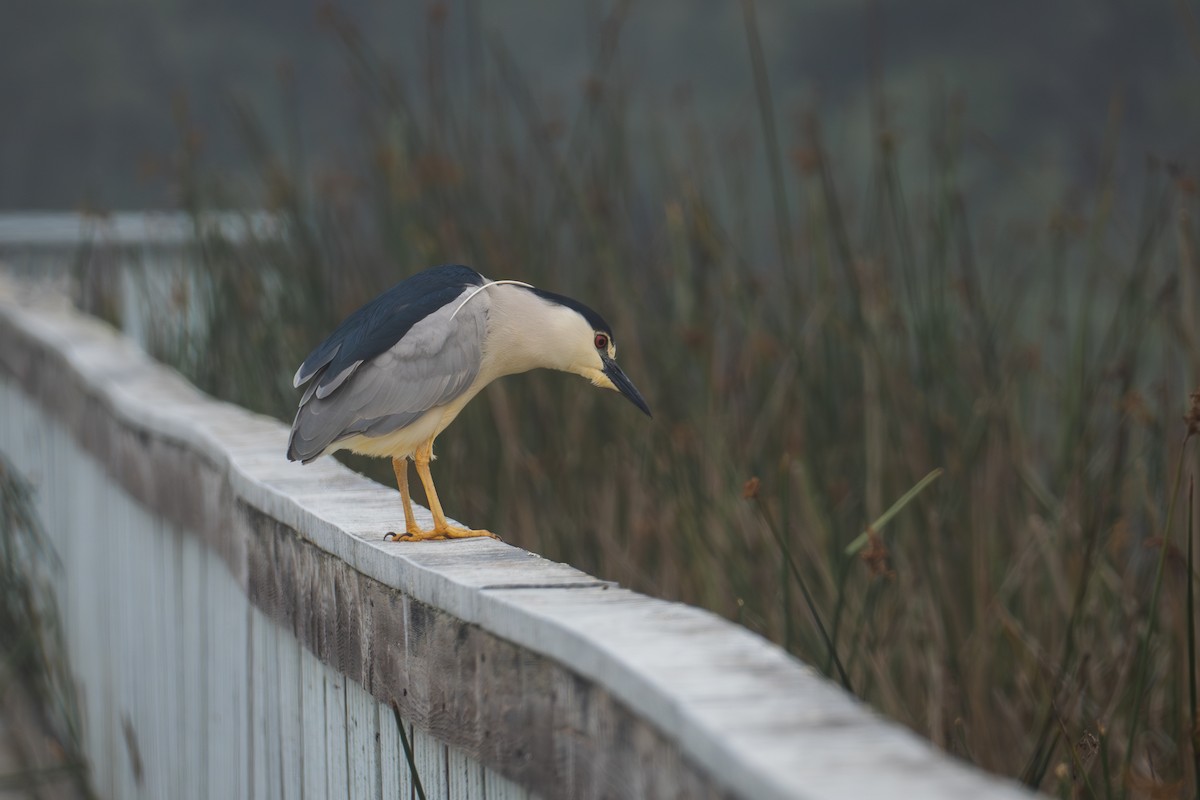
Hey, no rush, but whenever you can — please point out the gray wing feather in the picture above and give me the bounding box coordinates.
[287,295,486,462]
[293,347,338,388]
[314,360,363,400]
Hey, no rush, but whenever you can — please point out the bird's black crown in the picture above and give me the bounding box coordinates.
[526,287,613,337]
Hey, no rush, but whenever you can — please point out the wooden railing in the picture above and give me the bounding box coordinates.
[0,224,1035,799]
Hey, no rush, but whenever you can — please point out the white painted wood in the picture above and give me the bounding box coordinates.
[117,491,144,799]
[179,530,210,800]
[153,519,182,800]
[249,607,270,800]
[345,676,379,799]
[412,725,449,800]
[207,551,237,800]
[447,746,488,800]
[234,589,253,800]
[262,608,285,800]
[323,663,350,798]
[378,696,407,800]
[300,641,328,798]
[0,287,1036,800]
[487,776,534,800]
[276,631,304,800]
[100,459,122,799]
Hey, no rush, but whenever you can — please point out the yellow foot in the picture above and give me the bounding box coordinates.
[385,526,501,542]
[384,526,428,542]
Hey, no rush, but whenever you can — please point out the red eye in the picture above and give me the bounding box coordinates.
[594,333,609,350]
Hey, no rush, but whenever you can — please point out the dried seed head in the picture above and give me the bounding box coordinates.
[1073,729,1100,776]
[791,147,820,176]
[1185,389,1200,438]
[860,530,895,579]
[742,477,761,500]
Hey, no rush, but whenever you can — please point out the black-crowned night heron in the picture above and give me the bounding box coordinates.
[286,264,651,541]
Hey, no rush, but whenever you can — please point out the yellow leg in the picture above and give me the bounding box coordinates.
[387,441,497,541]
[383,457,424,541]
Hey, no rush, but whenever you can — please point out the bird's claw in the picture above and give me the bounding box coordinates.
[384,530,431,542]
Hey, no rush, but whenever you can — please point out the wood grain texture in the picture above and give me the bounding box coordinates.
[0,288,1039,800]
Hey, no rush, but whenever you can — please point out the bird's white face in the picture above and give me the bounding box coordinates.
[568,327,617,390]
[554,308,612,384]
[484,284,650,416]
[557,308,650,417]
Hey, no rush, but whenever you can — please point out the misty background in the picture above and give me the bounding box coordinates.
[3,0,1196,215]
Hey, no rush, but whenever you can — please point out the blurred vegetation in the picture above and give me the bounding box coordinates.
[0,455,94,797]
[4,0,1199,210]
[137,2,1200,796]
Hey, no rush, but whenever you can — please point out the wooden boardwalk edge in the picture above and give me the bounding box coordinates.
[0,290,1037,800]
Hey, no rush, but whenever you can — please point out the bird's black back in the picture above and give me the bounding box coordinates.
[294,264,486,388]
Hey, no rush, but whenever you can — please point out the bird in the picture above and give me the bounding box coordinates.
[286,264,651,541]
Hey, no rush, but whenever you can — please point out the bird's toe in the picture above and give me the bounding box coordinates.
[385,528,445,542]
[440,525,502,541]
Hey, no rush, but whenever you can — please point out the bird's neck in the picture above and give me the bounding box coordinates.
[481,284,586,378]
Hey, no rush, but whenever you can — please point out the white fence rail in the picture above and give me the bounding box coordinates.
[0,231,1035,799]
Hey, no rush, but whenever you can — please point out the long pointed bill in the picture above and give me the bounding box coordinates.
[601,355,652,417]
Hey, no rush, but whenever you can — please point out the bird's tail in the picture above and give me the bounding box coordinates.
[286,410,325,464]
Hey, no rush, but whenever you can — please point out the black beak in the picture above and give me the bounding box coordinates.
[602,355,652,417]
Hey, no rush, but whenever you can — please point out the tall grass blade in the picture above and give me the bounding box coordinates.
[1189,477,1198,792]
[845,468,945,556]
[1123,433,1192,782]
[390,701,427,800]
[750,488,854,693]
[740,0,796,276]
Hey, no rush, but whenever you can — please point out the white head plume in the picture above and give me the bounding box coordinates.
[449,279,535,320]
